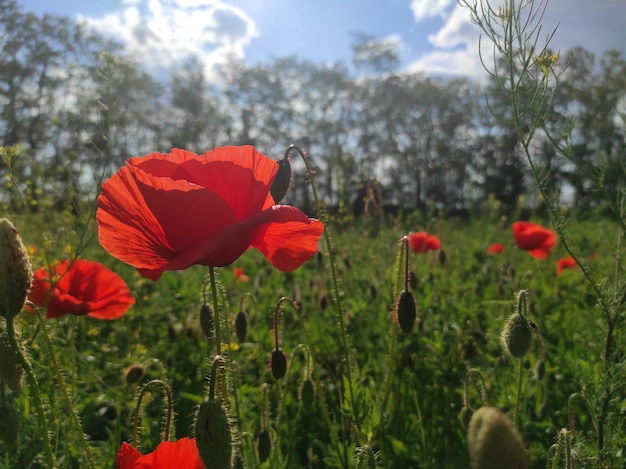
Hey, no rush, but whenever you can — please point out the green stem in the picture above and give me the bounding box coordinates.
[30,306,97,469]
[286,146,356,435]
[208,266,227,400]
[513,358,523,426]
[131,379,174,448]
[5,316,56,468]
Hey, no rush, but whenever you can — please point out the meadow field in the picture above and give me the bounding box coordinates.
[1,192,623,468]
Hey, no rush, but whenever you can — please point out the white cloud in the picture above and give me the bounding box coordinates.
[77,0,258,80]
[408,4,488,80]
[410,0,454,21]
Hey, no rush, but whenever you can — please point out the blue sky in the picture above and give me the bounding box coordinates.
[17,0,626,82]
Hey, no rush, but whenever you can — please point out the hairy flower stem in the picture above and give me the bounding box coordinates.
[286,145,357,442]
[513,358,523,426]
[30,305,97,469]
[5,316,56,468]
[131,379,174,448]
[208,266,228,400]
[380,237,408,415]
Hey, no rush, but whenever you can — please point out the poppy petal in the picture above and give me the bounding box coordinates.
[134,437,204,469]
[129,146,278,218]
[115,441,141,469]
[250,206,324,271]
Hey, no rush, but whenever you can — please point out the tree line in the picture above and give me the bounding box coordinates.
[1,0,624,216]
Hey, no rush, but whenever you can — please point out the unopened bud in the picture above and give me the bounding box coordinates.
[394,290,417,333]
[270,348,288,380]
[234,310,248,343]
[299,377,315,410]
[257,429,272,463]
[467,406,528,469]
[195,398,232,469]
[270,157,291,203]
[501,313,533,359]
[125,364,146,385]
[0,219,32,319]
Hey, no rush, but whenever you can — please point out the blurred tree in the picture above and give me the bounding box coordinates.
[557,48,626,208]
[165,57,228,152]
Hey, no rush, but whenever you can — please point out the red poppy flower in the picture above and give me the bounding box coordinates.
[28,259,135,319]
[556,257,577,275]
[116,438,204,469]
[407,231,441,253]
[487,242,504,254]
[97,146,324,281]
[512,221,557,259]
[233,267,249,282]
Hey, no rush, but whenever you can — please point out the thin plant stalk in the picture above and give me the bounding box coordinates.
[208,266,228,400]
[29,304,97,469]
[286,146,357,438]
[5,316,55,468]
[131,379,174,448]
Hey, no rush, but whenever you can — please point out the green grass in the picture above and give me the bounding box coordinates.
[1,206,622,468]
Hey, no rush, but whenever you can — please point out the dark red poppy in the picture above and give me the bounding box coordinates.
[97,146,324,281]
[556,256,577,275]
[116,438,203,469]
[512,221,557,259]
[487,242,504,254]
[407,231,441,253]
[28,259,135,319]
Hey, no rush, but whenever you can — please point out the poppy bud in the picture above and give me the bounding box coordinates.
[437,249,447,266]
[124,364,146,385]
[270,157,291,203]
[299,377,315,410]
[199,304,215,340]
[0,403,19,453]
[257,429,272,463]
[195,398,232,469]
[0,219,32,320]
[0,333,24,391]
[234,310,248,343]
[270,348,288,380]
[501,313,533,359]
[394,290,417,334]
[467,406,529,469]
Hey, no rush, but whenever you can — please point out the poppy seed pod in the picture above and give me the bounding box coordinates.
[394,290,417,334]
[0,219,32,320]
[501,313,533,359]
[270,348,288,379]
[234,310,248,343]
[200,304,215,340]
[257,429,272,463]
[0,333,24,392]
[270,157,291,203]
[0,403,19,453]
[195,398,232,469]
[467,406,529,469]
